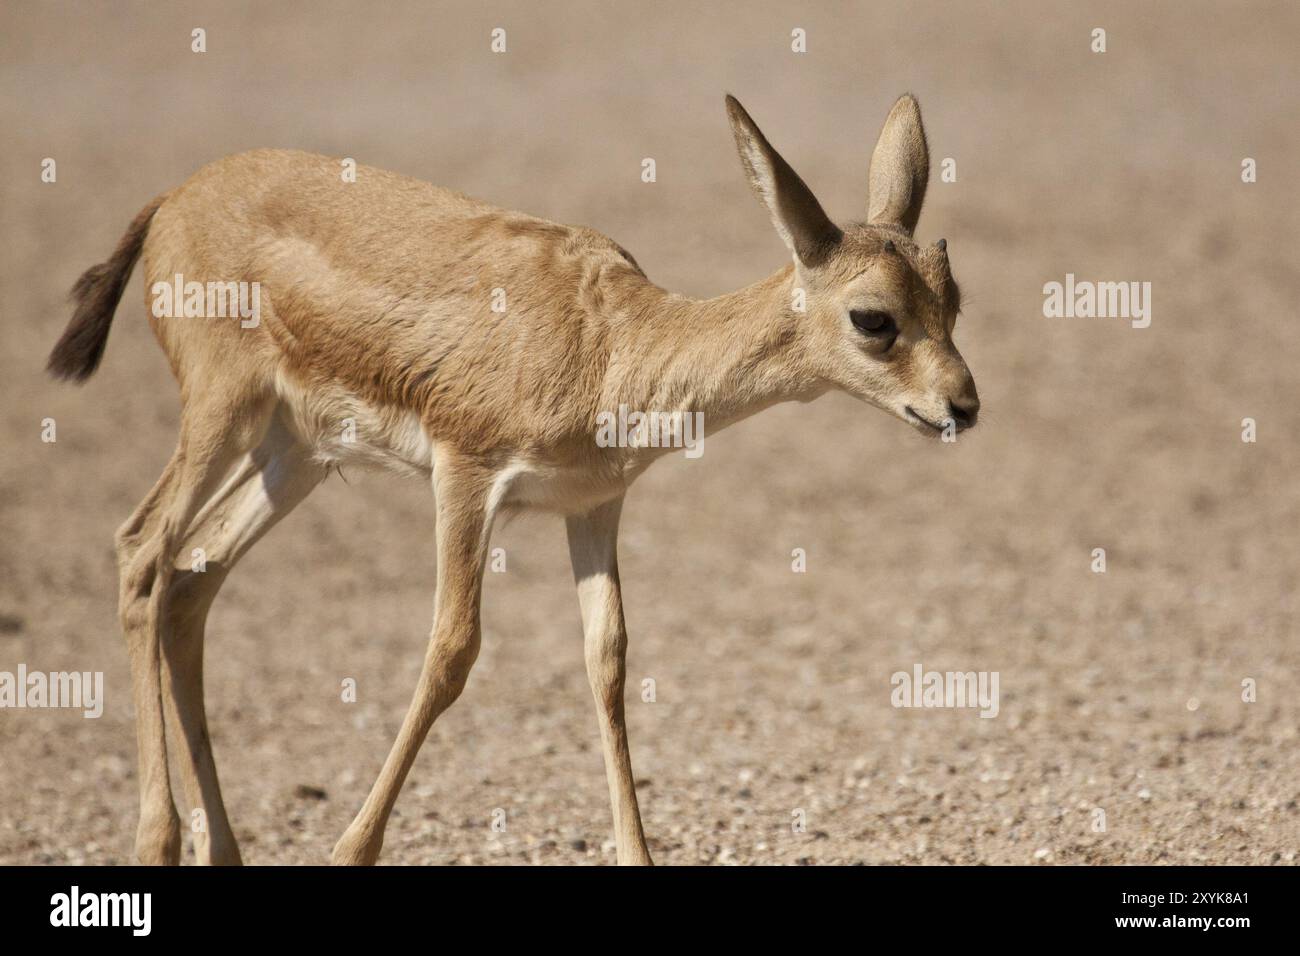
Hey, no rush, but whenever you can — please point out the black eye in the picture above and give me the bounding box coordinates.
[850,309,895,336]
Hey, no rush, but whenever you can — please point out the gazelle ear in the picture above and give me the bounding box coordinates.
[725,94,841,267]
[867,94,930,233]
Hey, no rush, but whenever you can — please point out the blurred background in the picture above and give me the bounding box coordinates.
[1,0,1298,863]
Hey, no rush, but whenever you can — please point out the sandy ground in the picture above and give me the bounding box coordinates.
[2,1,1299,865]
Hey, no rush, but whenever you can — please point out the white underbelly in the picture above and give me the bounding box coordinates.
[275,373,435,478]
[274,373,639,513]
[491,457,630,514]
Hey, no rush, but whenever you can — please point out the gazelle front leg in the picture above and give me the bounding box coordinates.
[566,496,652,865]
[332,447,496,865]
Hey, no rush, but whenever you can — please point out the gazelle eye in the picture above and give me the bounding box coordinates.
[850,309,895,336]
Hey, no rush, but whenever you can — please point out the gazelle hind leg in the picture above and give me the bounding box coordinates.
[161,411,326,864]
[116,457,184,865]
[117,390,275,864]
[332,447,497,865]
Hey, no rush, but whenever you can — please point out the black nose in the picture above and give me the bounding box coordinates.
[948,400,979,429]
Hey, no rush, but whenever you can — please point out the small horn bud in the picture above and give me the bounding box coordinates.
[935,238,947,252]
[882,239,896,253]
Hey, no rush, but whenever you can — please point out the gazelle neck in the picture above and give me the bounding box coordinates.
[609,264,825,433]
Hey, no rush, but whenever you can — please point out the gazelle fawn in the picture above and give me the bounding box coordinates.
[48,93,978,866]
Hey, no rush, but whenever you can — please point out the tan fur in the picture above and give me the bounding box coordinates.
[49,93,978,865]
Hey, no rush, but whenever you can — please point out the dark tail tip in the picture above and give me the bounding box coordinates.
[47,263,123,381]
[46,196,162,383]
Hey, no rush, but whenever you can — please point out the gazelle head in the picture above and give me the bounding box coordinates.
[726,93,979,436]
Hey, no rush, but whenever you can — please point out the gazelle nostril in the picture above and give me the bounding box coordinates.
[948,402,977,427]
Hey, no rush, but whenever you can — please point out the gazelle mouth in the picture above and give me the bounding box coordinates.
[903,406,946,434]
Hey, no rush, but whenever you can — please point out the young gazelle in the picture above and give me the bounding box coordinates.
[48,93,977,866]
